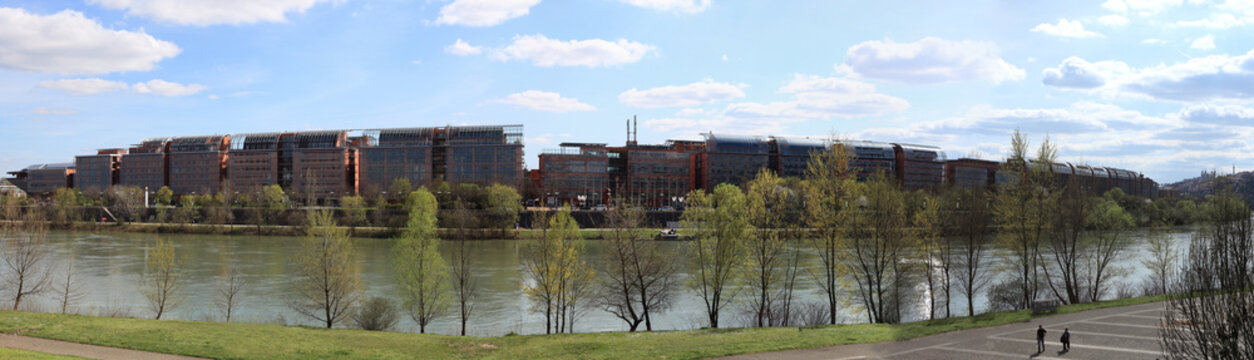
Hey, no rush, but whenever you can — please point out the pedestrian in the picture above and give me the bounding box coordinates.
[1036,325,1047,353]
[1061,328,1071,352]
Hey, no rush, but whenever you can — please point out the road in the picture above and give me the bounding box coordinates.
[719,301,1169,360]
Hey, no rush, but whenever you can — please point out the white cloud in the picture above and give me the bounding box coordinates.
[40,78,206,96]
[444,39,483,56]
[0,8,180,75]
[490,34,655,67]
[132,79,208,96]
[33,107,78,115]
[1043,51,1254,102]
[618,0,711,14]
[1102,0,1183,15]
[1191,34,1216,50]
[839,37,1025,84]
[1176,104,1254,126]
[494,90,595,112]
[1099,14,1130,27]
[1042,57,1130,89]
[38,78,129,95]
[1176,13,1245,28]
[434,0,540,27]
[88,0,337,26]
[1141,38,1166,45]
[618,79,745,108]
[1031,19,1104,38]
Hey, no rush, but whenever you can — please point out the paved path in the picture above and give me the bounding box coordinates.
[0,334,207,360]
[720,301,1170,360]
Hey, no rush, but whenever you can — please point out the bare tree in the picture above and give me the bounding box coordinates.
[215,255,246,322]
[1140,228,1177,295]
[1161,185,1254,359]
[4,217,52,311]
[1042,186,1092,305]
[994,130,1057,310]
[141,237,183,319]
[846,175,910,324]
[949,187,993,317]
[291,210,361,328]
[597,201,677,331]
[804,144,855,325]
[56,260,84,314]
[914,191,949,319]
[449,199,478,336]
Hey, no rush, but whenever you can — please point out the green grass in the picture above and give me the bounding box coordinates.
[0,347,87,359]
[0,295,1167,360]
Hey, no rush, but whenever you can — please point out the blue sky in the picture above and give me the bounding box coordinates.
[2,0,1253,183]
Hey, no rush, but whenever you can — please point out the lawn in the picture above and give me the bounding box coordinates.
[0,294,1166,360]
[0,347,86,360]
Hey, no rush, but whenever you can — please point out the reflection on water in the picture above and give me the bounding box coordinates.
[13,228,1194,335]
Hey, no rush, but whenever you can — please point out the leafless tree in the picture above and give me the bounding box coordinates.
[1042,186,1092,305]
[141,237,184,319]
[1160,186,1254,359]
[597,202,677,331]
[4,217,52,311]
[215,255,246,322]
[291,210,361,328]
[449,200,478,336]
[948,187,993,316]
[56,260,85,314]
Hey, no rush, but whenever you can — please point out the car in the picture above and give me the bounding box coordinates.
[592,204,608,211]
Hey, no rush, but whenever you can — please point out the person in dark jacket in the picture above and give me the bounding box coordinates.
[1060,328,1071,352]
[1036,325,1047,353]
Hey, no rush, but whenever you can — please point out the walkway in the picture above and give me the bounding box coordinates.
[720,301,1169,360]
[0,334,207,360]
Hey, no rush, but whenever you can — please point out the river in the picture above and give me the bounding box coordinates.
[10,228,1194,336]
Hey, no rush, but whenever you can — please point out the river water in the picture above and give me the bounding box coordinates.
[11,228,1194,336]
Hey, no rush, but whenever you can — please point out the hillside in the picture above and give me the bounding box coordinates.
[1164,170,1254,205]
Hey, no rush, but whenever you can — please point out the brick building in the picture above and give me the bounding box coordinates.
[120,138,168,191]
[291,131,356,199]
[167,135,230,194]
[539,143,609,207]
[227,133,282,192]
[24,163,75,194]
[358,128,433,195]
[74,149,125,193]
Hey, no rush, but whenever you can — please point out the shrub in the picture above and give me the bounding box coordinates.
[353,297,399,331]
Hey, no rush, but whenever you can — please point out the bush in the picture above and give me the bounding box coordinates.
[353,297,399,331]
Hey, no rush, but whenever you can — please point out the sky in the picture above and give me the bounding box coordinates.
[2,0,1253,183]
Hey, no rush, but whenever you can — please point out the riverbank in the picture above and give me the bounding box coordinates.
[7,220,631,240]
[0,295,1166,360]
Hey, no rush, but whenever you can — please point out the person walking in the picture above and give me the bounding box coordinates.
[1036,325,1047,353]
[1060,328,1071,352]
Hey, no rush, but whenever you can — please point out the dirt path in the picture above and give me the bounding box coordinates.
[0,334,207,360]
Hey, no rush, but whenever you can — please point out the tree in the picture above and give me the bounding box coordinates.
[597,201,677,331]
[1086,196,1133,302]
[448,199,478,336]
[948,187,993,316]
[1043,186,1092,305]
[1,193,21,223]
[523,206,594,334]
[155,186,174,206]
[262,184,287,226]
[50,188,82,225]
[4,217,52,310]
[389,178,412,205]
[291,210,360,328]
[105,186,145,223]
[484,184,522,234]
[804,143,856,325]
[56,260,84,314]
[339,195,367,230]
[215,254,246,322]
[353,297,400,331]
[914,191,950,319]
[140,237,183,319]
[845,175,910,324]
[1161,186,1254,359]
[1140,228,1177,295]
[204,193,233,225]
[394,188,449,334]
[994,130,1057,310]
[682,184,748,328]
[172,196,200,224]
[744,169,801,327]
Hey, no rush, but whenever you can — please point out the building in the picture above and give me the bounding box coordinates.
[290,131,356,199]
[945,158,1000,189]
[167,135,230,194]
[74,149,125,193]
[894,144,945,190]
[227,133,282,192]
[358,128,434,194]
[616,140,701,207]
[539,143,609,207]
[121,138,168,191]
[444,125,525,186]
[770,137,827,178]
[24,163,74,194]
[838,140,897,181]
[700,133,770,189]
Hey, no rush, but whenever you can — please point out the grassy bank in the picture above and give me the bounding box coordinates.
[0,348,84,360]
[0,295,1166,360]
[33,221,631,240]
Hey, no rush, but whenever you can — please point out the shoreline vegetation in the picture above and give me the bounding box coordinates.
[0,294,1167,360]
[0,220,628,240]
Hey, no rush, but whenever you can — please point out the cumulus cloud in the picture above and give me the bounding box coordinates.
[494,90,595,112]
[489,34,655,67]
[33,107,78,115]
[618,79,745,108]
[87,0,337,26]
[1190,34,1216,50]
[1099,14,1130,27]
[38,78,130,95]
[1042,57,1129,89]
[1031,19,1104,38]
[132,79,207,96]
[0,8,180,75]
[444,39,483,56]
[1043,51,1254,102]
[1102,0,1183,15]
[40,78,206,96]
[1176,104,1254,126]
[435,0,541,27]
[1176,13,1245,28]
[618,0,711,13]
[838,37,1025,84]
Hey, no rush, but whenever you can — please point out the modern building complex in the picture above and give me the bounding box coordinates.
[3,121,1162,202]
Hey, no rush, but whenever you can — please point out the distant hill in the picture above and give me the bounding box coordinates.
[1165,170,1254,205]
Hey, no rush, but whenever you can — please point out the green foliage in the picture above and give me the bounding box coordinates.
[393,188,449,333]
[483,184,522,231]
[291,210,360,328]
[141,237,183,320]
[50,188,83,224]
[339,196,367,228]
[682,184,748,328]
[353,297,400,331]
[172,196,200,224]
[523,206,594,334]
[803,143,856,325]
[389,179,412,204]
[993,130,1058,310]
[156,186,173,206]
